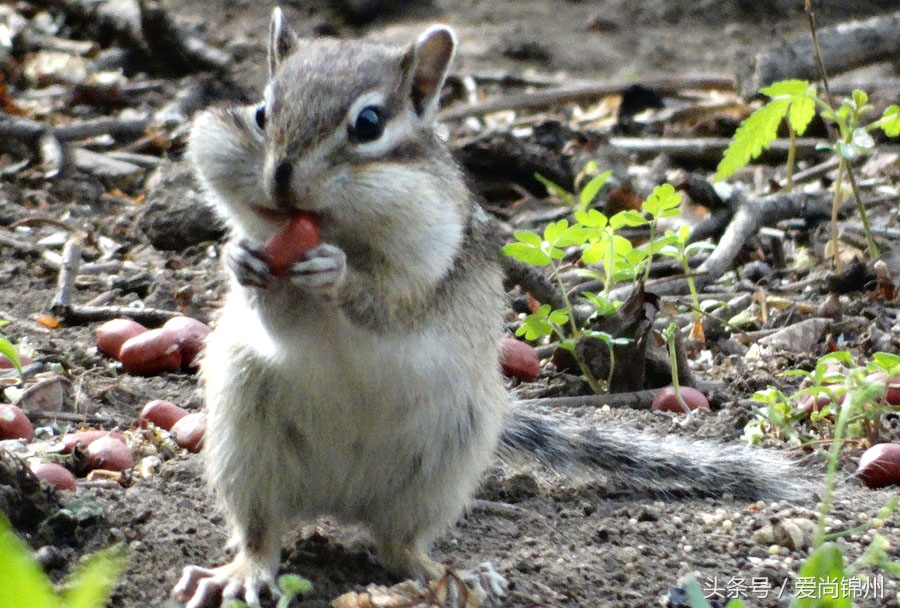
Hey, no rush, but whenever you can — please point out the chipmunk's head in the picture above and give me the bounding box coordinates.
[255,8,459,214]
[191,8,469,268]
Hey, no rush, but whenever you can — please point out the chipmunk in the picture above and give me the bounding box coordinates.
[174,8,808,607]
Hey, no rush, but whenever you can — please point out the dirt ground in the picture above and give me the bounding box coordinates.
[1,1,899,607]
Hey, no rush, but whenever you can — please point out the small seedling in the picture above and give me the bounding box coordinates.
[656,225,715,342]
[747,351,900,447]
[227,574,313,608]
[0,320,24,379]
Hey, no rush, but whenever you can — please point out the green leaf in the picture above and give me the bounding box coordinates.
[610,234,633,257]
[684,241,716,256]
[548,308,569,326]
[761,80,818,136]
[534,173,573,206]
[276,574,313,608]
[851,127,874,150]
[578,170,612,210]
[0,513,56,608]
[581,242,605,265]
[871,352,900,375]
[582,292,618,316]
[574,209,608,229]
[544,220,587,248]
[609,209,647,230]
[787,94,816,135]
[517,305,555,340]
[643,183,683,216]
[879,104,900,137]
[0,334,23,378]
[502,242,552,266]
[625,248,649,266]
[715,97,790,181]
[513,230,542,246]
[759,79,810,98]
[557,339,576,352]
[543,219,568,243]
[792,543,851,608]
[642,232,678,255]
[680,577,713,608]
[62,544,127,608]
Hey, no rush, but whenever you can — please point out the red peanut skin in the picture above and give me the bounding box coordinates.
[0,354,32,369]
[262,213,322,277]
[499,337,541,382]
[651,386,710,413]
[31,462,77,491]
[96,318,148,358]
[0,404,33,441]
[84,435,133,472]
[118,328,183,376]
[856,443,900,489]
[61,430,126,454]
[170,412,206,453]
[162,316,211,372]
[139,399,190,431]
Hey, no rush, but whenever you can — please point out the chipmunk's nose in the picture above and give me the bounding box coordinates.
[274,161,293,192]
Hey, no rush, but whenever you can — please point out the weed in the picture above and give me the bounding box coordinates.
[746,351,900,447]
[503,174,688,393]
[0,320,24,379]
[227,574,313,608]
[740,350,899,606]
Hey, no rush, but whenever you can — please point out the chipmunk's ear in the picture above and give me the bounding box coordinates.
[403,25,456,118]
[268,7,297,77]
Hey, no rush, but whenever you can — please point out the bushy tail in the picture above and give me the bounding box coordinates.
[498,405,811,501]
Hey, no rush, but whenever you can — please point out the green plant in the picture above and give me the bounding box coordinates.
[0,320,24,379]
[662,323,692,417]
[714,79,900,264]
[503,174,685,393]
[738,363,899,607]
[228,574,313,608]
[746,351,900,446]
[788,377,899,608]
[656,225,716,340]
[742,350,899,605]
[0,512,126,608]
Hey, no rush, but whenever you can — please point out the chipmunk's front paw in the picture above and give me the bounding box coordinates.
[226,239,274,289]
[285,243,347,292]
[173,561,277,608]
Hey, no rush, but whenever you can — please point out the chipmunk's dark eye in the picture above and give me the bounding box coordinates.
[255,103,266,129]
[349,105,384,143]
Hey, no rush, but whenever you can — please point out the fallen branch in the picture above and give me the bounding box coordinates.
[739,11,900,97]
[439,74,735,121]
[56,305,183,327]
[50,239,82,317]
[518,380,733,410]
[608,136,826,165]
[22,410,117,425]
[517,391,657,411]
